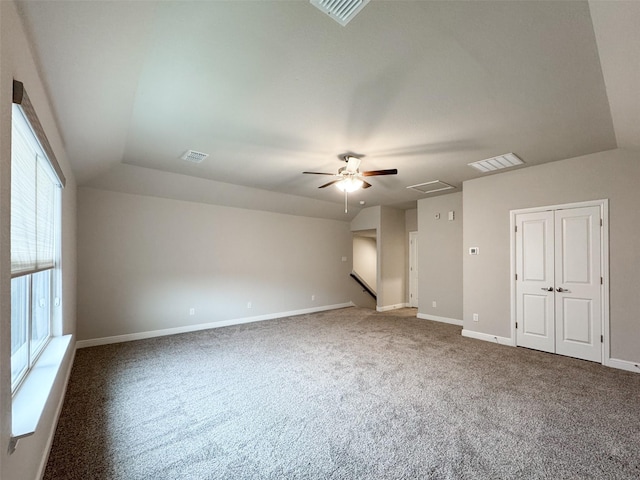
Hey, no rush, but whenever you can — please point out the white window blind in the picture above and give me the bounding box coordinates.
[11,104,60,277]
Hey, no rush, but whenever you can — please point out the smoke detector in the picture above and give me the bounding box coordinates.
[310,0,371,26]
[180,150,209,164]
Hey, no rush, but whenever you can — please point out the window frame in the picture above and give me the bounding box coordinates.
[10,98,63,394]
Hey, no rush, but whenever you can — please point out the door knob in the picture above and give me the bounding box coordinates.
[541,287,554,292]
[556,287,570,293]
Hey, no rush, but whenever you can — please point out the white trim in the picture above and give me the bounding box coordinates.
[461,330,640,373]
[37,344,76,478]
[461,329,514,346]
[11,335,73,453]
[76,303,354,348]
[509,211,517,348]
[601,200,611,365]
[409,231,419,308]
[376,303,409,312]
[510,199,609,365]
[417,313,463,326]
[509,199,607,216]
[605,358,640,374]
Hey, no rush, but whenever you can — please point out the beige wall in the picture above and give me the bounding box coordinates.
[353,235,377,292]
[350,205,380,232]
[0,2,77,479]
[77,187,360,341]
[463,148,640,363]
[405,208,417,232]
[417,193,463,321]
[378,206,406,308]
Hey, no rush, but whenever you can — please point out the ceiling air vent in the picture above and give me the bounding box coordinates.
[406,180,456,194]
[310,0,371,26]
[468,153,524,173]
[180,150,209,164]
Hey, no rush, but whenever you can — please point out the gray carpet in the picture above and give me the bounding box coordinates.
[44,307,640,479]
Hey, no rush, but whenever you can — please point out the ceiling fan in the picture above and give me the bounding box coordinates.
[303,153,398,212]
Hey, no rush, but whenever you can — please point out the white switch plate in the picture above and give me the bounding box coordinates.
[448,211,455,221]
[247,302,252,309]
[341,256,347,262]
[189,308,195,316]
[432,301,437,308]
[473,313,479,322]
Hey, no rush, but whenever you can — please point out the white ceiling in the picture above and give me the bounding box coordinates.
[16,1,638,214]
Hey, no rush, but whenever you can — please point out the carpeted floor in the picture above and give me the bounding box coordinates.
[44,307,640,479]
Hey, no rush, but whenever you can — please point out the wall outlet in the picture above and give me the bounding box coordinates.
[311,294,315,301]
[189,308,195,316]
[247,302,252,309]
[473,313,479,322]
[432,301,437,308]
[341,256,348,262]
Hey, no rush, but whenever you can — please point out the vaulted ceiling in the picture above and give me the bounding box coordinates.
[16,1,640,214]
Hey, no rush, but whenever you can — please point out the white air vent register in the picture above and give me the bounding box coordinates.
[310,0,371,26]
[180,150,209,164]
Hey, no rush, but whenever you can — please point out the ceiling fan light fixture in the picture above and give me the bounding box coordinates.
[335,177,364,192]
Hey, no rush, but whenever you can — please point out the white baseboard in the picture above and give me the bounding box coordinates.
[76,302,355,348]
[461,328,514,346]
[459,333,639,372]
[376,303,409,312]
[605,357,640,374]
[417,313,463,327]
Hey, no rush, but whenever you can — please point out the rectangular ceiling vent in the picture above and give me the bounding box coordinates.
[180,150,209,164]
[310,0,370,26]
[468,153,524,173]
[406,180,456,195]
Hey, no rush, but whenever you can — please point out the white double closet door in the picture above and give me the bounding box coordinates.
[515,205,602,362]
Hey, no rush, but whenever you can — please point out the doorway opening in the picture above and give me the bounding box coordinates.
[352,230,377,302]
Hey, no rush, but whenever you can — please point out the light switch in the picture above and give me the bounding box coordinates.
[448,211,455,221]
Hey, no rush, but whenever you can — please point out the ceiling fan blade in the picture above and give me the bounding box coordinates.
[362,180,372,189]
[303,171,336,175]
[361,169,398,177]
[345,157,361,173]
[318,179,341,189]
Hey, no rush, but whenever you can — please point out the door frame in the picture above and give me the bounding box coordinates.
[409,231,418,308]
[509,199,609,364]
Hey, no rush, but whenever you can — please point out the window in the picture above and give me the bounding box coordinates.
[10,100,62,392]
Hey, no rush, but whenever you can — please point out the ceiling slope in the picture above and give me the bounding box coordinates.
[589,0,640,150]
[17,1,621,215]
